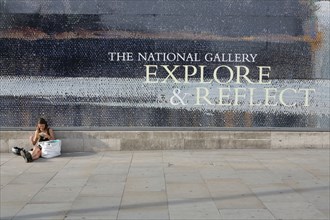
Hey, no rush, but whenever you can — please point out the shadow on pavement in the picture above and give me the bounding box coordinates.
[5,185,329,219]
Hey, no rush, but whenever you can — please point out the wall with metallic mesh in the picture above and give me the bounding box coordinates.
[0,0,329,129]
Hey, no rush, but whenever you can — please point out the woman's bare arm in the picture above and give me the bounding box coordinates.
[31,130,39,145]
[48,128,55,140]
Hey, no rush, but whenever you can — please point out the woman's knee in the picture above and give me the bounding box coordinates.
[31,148,41,160]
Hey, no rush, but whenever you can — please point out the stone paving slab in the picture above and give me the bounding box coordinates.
[1,149,329,220]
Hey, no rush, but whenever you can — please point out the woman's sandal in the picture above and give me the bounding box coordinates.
[20,149,33,163]
[11,147,23,155]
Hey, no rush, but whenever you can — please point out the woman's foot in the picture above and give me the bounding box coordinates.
[20,149,33,163]
[11,147,23,155]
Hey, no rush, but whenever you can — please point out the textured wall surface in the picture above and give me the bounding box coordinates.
[1,130,329,152]
[0,0,329,129]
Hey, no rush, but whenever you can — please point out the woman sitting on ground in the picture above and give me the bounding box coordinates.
[21,118,55,162]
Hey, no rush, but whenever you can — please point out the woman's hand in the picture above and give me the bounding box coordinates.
[31,129,40,145]
[40,132,51,139]
[39,132,46,137]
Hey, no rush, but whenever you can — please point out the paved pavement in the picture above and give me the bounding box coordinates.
[1,149,329,220]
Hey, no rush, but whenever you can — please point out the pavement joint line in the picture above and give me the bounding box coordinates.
[116,151,134,219]
[162,150,170,219]
[63,153,104,219]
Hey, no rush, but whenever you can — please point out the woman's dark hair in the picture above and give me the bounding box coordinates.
[37,118,48,129]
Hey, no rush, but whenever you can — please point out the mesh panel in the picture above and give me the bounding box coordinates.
[0,0,329,129]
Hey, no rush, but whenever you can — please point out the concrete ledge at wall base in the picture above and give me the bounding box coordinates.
[0,131,329,153]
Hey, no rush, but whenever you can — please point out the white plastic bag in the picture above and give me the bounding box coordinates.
[40,140,61,158]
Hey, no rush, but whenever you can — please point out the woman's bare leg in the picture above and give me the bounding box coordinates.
[30,146,41,160]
